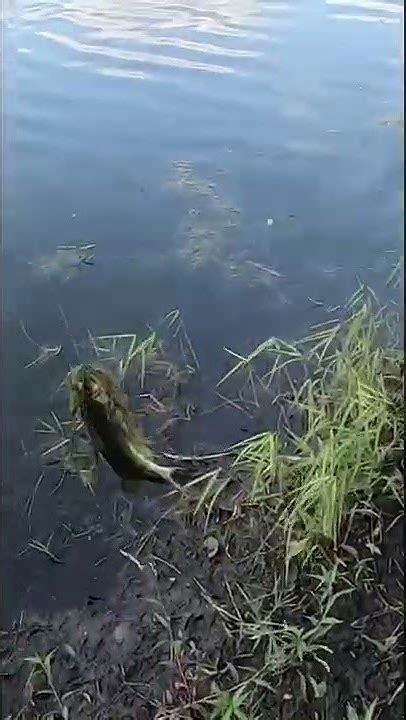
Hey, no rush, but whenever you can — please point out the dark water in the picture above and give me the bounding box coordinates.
[2,0,403,623]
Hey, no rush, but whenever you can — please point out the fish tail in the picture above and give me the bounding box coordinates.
[156,464,174,484]
[170,458,214,486]
[150,464,195,488]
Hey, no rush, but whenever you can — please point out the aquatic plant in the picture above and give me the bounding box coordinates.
[13,278,402,720]
[37,411,97,494]
[30,243,95,282]
[168,160,285,291]
[88,330,160,385]
[229,291,403,550]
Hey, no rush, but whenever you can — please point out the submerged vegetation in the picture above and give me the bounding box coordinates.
[34,309,202,495]
[30,243,96,282]
[2,282,403,719]
[169,160,286,291]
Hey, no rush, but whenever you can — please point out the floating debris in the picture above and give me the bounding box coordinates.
[168,161,289,296]
[320,265,343,275]
[308,297,324,308]
[24,472,45,520]
[164,309,199,371]
[168,160,246,279]
[244,260,284,279]
[21,322,63,369]
[88,331,159,385]
[21,533,63,564]
[169,160,219,200]
[37,412,97,493]
[378,117,403,128]
[30,243,96,282]
[25,345,62,369]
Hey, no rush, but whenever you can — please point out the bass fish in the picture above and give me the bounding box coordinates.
[67,364,176,485]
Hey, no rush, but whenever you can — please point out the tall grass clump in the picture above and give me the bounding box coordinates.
[233,293,403,549]
[233,432,282,502]
[286,302,403,546]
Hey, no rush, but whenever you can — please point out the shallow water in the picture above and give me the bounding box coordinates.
[2,0,403,623]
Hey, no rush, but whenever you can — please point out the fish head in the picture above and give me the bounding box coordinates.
[67,364,108,417]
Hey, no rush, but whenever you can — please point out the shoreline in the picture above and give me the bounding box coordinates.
[1,291,404,720]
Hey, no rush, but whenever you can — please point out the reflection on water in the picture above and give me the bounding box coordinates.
[168,159,289,296]
[36,30,252,75]
[3,0,403,622]
[19,0,273,79]
[327,0,403,24]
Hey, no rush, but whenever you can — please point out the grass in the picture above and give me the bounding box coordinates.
[207,687,252,720]
[345,699,378,720]
[13,279,402,720]
[230,293,403,552]
[36,411,97,493]
[28,310,202,497]
[164,308,200,371]
[20,321,62,370]
[190,562,353,716]
[24,648,68,718]
[26,536,63,564]
[88,330,160,385]
[232,432,282,502]
[164,283,403,719]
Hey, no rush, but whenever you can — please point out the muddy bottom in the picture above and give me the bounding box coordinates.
[1,482,403,720]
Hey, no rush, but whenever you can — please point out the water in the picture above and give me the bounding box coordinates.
[2,0,403,624]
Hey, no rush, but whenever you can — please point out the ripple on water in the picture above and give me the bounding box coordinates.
[18,0,298,81]
[326,0,403,24]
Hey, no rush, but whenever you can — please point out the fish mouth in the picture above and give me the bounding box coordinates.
[67,364,110,417]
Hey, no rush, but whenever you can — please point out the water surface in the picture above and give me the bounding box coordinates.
[2,0,403,623]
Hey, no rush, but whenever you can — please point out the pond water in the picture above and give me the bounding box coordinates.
[2,0,403,624]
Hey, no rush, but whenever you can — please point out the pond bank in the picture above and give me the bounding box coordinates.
[1,294,403,720]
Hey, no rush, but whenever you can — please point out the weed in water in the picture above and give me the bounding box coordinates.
[222,297,403,549]
[31,243,95,282]
[24,472,45,519]
[25,533,63,564]
[20,321,62,370]
[164,308,200,371]
[37,412,97,493]
[90,330,159,385]
[24,648,67,717]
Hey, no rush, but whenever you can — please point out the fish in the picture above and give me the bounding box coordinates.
[67,364,177,485]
